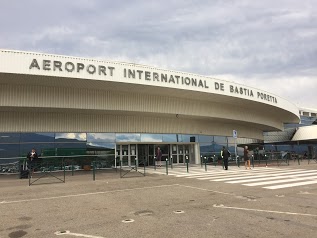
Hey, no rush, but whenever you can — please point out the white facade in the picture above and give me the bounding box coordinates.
[0,49,299,140]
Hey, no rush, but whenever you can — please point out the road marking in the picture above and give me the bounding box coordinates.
[174,167,294,177]
[212,170,317,182]
[227,171,317,184]
[197,169,309,180]
[55,230,104,237]
[263,180,317,189]
[178,184,234,196]
[149,167,317,190]
[213,204,317,217]
[0,184,179,205]
[244,175,317,186]
[298,191,316,195]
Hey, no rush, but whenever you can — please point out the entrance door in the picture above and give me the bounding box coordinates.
[169,144,195,164]
[116,144,136,167]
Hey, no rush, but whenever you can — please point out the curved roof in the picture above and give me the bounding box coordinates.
[0,49,300,136]
[292,125,317,142]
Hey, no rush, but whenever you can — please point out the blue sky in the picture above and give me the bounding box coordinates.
[1,0,316,108]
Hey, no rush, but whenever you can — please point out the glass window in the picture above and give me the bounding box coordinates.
[162,134,177,142]
[130,144,136,156]
[171,144,177,154]
[87,133,115,143]
[55,143,87,156]
[141,134,162,142]
[0,144,20,158]
[20,133,55,143]
[200,143,213,153]
[200,143,214,158]
[122,145,129,156]
[227,137,237,144]
[227,145,235,154]
[55,133,87,142]
[213,136,227,144]
[86,142,115,155]
[198,135,213,143]
[0,133,20,143]
[181,134,197,143]
[20,143,55,157]
[116,133,141,142]
[116,144,120,156]
[213,144,225,156]
[178,145,183,154]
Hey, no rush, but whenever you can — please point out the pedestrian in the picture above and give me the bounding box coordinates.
[221,146,231,170]
[156,146,162,167]
[27,148,38,178]
[244,146,250,169]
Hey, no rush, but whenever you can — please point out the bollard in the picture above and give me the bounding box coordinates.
[200,155,203,168]
[154,157,156,170]
[170,156,173,169]
[252,155,254,168]
[135,157,138,172]
[166,158,168,175]
[204,156,207,171]
[186,156,189,173]
[213,155,217,167]
[237,156,240,168]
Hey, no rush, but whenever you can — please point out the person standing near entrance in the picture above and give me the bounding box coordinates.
[156,146,162,167]
[244,146,250,169]
[27,148,38,177]
[221,146,230,170]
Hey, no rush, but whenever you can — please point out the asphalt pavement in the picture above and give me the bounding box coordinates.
[0,163,317,238]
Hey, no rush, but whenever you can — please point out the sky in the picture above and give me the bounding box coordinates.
[1,0,316,108]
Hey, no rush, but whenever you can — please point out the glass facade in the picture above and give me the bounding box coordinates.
[263,113,317,159]
[0,132,260,160]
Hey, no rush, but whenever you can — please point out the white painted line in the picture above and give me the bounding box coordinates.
[197,169,306,180]
[298,191,316,195]
[212,204,317,217]
[175,168,296,178]
[55,230,104,237]
[0,184,180,205]
[264,180,317,189]
[178,171,240,177]
[244,175,317,186]
[212,170,317,182]
[227,171,317,184]
[178,184,234,196]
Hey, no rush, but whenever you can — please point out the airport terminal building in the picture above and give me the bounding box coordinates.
[0,49,302,166]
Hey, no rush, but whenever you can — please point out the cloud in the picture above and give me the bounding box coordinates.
[1,0,316,108]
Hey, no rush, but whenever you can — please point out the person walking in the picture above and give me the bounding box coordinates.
[221,146,231,170]
[244,146,251,169]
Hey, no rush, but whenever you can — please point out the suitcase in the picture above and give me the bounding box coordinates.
[20,169,29,179]
[20,161,29,179]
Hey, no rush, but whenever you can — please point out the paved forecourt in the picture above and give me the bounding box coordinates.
[147,165,317,190]
[1,164,317,238]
